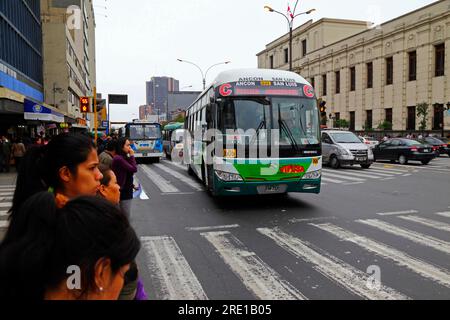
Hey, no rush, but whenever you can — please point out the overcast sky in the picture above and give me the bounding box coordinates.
[92,0,437,123]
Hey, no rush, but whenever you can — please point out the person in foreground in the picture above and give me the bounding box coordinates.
[0,192,140,300]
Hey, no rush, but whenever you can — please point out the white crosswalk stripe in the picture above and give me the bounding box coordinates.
[322,170,366,182]
[0,192,14,196]
[201,231,306,300]
[140,236,208,300]
[398,216,450,233]
[163,160,188,171]
[154,163,203,191]
[257,227,409,300]
[311,223,450,288]
[435,212,450,219]
[0,202,12,209]
[365,168,403,175]
[0,220,9,228]
[140,165,180,193]
[321,177,346,184]
[0,185,16,189]
[0,210,9,217]
[0,196,12,201]
[325,170,386,180]
[357,219,450,255]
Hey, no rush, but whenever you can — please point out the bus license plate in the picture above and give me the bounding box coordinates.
[266,185,280,192]
[142,153,148,157]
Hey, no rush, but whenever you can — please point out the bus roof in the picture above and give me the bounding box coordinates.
[212,68,309,87]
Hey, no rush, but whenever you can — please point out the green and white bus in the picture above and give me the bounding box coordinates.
[184,68,322,196]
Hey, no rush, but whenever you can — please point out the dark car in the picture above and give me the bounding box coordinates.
[373,138,435,165]
[436,137,450,156]
[417,137,449,157]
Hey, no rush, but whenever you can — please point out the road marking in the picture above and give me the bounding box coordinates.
[398,216,450,233]
[376,210,418,216]
[0,192,14,196]
[0,202,12,209]
[258,227,408,300]
[140,165,180,193]
[161,192,195,196]
[0,220,9,228]
[140,236,208,300]
[0,210,8,217]
[357,219,450,255]
[402,174,412,177]
[366,169,403,175]
[372,166,410,173]
[311,223,450,288]
[329,170,385,179]
[343,182,365,186]
[322,170,366,182]
[321,177,345,184]
[155,163,203,191]
[162,160,188,171]
[436,212,450,218]
[0,196,12,202]
[381,177,396,180]
[201,231,306,300]
[186,224,240,232]
[290,217,337,224]
[0,185,15,189]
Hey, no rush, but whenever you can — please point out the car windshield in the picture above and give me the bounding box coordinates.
[405,140,422,146]
[330,132,362,143]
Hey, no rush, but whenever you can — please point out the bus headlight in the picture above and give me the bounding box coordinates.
[302,170,321,180]
[215,170,243,182]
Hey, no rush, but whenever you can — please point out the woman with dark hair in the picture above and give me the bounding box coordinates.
[5,133,103,243]
[112,138,137,216]
[0,192,140,300]
[97,164,148,300]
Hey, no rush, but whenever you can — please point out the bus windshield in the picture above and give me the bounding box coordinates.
[128,124,161,140]
[218,97,320,146]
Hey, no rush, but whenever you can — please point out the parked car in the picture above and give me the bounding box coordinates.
[358,136,379,149]
[322,130,374,169]
[416,137,449,157]
[373,138,435,165]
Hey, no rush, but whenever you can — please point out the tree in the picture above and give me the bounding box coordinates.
[335,119,349,129]
[377,121,392,131]
[173,114,186,123]
[416,102,429,134]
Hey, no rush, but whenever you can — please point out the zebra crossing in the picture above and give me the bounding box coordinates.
[139,209,450,300]
[136,160,426,192]
[0,185,14,240]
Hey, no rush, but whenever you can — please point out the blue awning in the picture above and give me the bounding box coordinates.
[24,99,64,123]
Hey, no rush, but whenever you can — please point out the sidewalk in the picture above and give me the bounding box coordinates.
[0,170,16,242]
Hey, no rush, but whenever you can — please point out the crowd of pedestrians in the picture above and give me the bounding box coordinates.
[0,132,146,300]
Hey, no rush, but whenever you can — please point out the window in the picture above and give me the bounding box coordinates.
[302,39,307,57]
[408,51,417,81]
[435,43,445,77]
[269,55,274,69]
[366,110,373,130]
[433,104,444,130]
[367,62,373,88]
[407,106,416,131]
[349,111,355,131]
[335,71,340,94]
[385,108,393,125]
[350,67,356,91]
[386,57,393,85]
[284,48,289,64]
[322,74,327,96]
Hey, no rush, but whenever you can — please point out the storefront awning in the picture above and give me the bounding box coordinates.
[23,99,64,123]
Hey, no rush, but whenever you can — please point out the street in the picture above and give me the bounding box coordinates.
[130,157,450,300]
[1,158,450,299]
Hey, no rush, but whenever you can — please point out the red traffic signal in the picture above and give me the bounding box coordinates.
[80,97,90,113]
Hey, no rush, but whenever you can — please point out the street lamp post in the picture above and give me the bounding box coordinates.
[177,59,231,90]
[264,4,315,72]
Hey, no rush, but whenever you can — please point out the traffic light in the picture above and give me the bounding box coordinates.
[80,97,90,113]
[319,100,327,117]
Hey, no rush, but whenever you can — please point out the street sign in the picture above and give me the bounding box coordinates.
[102,121,109,128]
[108,94,128,104]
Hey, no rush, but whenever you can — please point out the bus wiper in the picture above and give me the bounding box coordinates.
[250,120,266,145]
[279,119,299,152]
[277,105,299,152]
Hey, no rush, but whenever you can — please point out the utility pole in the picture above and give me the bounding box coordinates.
[94,86,98,141]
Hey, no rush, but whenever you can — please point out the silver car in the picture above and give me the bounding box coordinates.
[322,130,374,169]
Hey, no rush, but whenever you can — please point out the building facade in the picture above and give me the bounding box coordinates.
[167,91,200,120]
[40,0,96,121]
[257,0,450,135]
[146,76,179,116]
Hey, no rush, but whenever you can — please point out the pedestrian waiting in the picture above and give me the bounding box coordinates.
[0,192,140,300]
